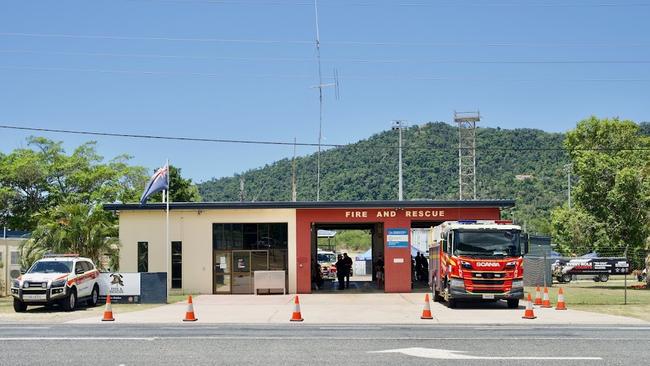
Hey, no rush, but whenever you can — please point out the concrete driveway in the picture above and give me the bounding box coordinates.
[68,293,647,325]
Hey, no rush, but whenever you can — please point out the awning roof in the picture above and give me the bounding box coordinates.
[103,199,515,211]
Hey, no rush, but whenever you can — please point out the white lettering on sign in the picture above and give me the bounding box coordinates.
[476,262,500,268]
[404,210,445,218]
[345,211,368,218]
[376,211,397,218]
[393,258,405,263]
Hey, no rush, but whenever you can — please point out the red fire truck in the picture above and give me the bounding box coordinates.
[429,220,528,308]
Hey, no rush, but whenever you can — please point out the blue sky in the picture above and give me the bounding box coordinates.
[1,0,648,182]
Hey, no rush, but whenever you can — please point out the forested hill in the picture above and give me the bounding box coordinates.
[198,122,575,234]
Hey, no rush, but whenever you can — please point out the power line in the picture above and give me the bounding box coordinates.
[2,124,649,152]
[113,0,650,8]
[4,49,650,64]
[1,32,648,48]
[2,66,649,83]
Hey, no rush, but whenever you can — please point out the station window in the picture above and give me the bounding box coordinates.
[10,251,20,266]
[171,241,182,289]
[137,241,148,272]
[212,223,287,250]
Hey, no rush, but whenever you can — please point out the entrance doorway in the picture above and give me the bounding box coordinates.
[310,223,384,293]
[214,250,269,294]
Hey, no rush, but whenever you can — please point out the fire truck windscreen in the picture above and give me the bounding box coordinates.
[453,230,521,257]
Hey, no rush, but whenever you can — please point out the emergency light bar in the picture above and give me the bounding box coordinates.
[43,253,80,258]
[455,220,513,225]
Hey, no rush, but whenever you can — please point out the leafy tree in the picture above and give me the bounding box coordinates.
[551,117,650,263]
[0,137,148,230]
[25,203,119,269]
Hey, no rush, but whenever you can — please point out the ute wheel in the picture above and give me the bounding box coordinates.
[507,299,519,309]
[561,274,572,283]
[89,285,99,307]
[62,288,77,312]
[598,274,609,282]
[13,299,27,313]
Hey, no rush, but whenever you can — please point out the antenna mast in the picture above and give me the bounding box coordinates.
[314,0,323,202]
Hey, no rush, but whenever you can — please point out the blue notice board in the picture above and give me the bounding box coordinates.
[387,228,409,248]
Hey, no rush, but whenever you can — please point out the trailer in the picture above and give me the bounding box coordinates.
[552,257,631,283]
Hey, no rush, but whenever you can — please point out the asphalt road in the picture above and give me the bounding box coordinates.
[0,324,648,365]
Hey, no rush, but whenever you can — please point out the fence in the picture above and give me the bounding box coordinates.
[525,246,649,306]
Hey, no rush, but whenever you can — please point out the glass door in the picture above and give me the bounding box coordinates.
[214,251,232,294]
[232,251,252,294]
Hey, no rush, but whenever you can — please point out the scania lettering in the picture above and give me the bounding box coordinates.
[429,220,528,308]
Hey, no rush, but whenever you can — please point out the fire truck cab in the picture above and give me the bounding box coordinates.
[429,220,528,308]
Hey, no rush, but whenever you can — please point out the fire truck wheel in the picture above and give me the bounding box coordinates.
[433,289,443,302]
[444,283,457,308]
[507,299,519,309]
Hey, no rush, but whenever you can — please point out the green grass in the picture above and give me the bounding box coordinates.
[0,293,194,315]
[525,283,650,322]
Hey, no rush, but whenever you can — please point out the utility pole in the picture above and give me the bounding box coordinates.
[292,137,297,202]
[455,111,480,200]
[239,177,245,202]
[564,163,572,208]
[392,120,407,201]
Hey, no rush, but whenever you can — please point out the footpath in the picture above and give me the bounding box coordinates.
[68,293,647,325]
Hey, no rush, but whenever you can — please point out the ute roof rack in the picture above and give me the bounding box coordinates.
[43,253,80,258]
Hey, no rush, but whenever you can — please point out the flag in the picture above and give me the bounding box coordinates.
[140,164,169,204]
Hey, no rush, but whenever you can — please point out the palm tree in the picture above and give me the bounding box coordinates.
[27,203,119,270]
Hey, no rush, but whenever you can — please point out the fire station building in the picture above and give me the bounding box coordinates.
[103,200,514,294]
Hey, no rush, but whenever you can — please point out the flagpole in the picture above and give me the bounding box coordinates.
[166,159,170,292]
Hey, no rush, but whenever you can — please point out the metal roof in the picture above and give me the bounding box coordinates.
[103,199,515,211]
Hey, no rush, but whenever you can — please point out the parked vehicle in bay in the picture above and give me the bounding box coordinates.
[10,254,100,312]
[317,250,337,280]
[429,220,527,309]
[551,255,631,283]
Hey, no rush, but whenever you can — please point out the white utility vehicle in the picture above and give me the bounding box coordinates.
[11,254,100,312]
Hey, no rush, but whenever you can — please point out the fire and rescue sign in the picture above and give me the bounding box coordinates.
[98,273,141,303]
[387,228,409,248]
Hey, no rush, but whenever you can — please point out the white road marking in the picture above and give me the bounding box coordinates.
[0,327,50,330]
[318,326,382,330]
[370,347,603,360]
[0,337,155,341]
[0,336,642,341]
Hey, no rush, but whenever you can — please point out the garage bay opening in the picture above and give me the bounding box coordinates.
[311,223,384,293]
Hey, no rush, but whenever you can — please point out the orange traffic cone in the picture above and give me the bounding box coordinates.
[290,295,304,322]
[534,286,543,306]
[522,293,537,319]
[101,294,115,322]
[541,287,552,308]
[183,295,198,322]
[555,287,567,310]
[421,294,433,320]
